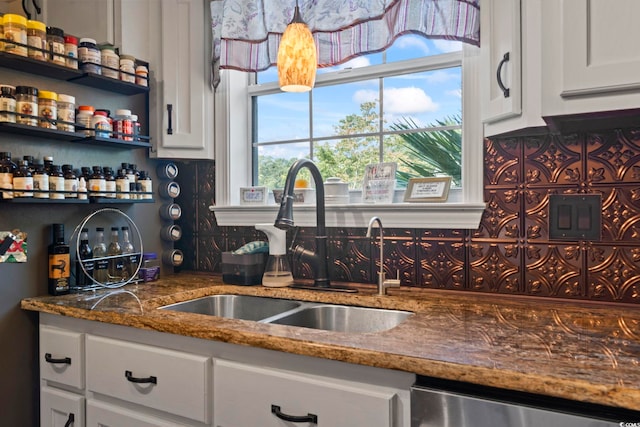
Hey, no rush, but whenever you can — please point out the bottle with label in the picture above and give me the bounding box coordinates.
[0,165,13,199]
[48,164,65,200]
[43,156,53,174]
[115,169,129,199]
[88,166,106,198]
[103,167,116,198]
[48,223,70,295]
[33,163,49,199]
[62,164,78,198]
[0,84,16,123]
[138,170,152,200]
[75,227,94,289]
[107,227,123,283]
[13,160,33,198]
[120,226,137,280]
[92,227,108,284]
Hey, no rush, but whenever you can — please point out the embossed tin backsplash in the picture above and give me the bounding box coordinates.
[175,126,640,304]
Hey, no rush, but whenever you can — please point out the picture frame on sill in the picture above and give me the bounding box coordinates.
[403,177,452,203]
[239,186,268,205]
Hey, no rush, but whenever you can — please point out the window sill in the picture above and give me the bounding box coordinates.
[210,202,485,229]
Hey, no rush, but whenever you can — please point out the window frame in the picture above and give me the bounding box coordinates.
[212,44,485,228]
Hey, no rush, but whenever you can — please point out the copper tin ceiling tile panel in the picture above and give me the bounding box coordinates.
[468,242,521,294]
[587,244,640,303]
[417,239,466,290]
[524,243,585,298]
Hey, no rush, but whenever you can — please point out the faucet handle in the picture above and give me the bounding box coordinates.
[383,271,401,286]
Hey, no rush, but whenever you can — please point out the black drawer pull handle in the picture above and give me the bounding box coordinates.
[497,52,510,98]
[64,413,74,427]
[167,104,173,135]
[125,370,157,384]
[271,404,318,424]
[45,353,71,365]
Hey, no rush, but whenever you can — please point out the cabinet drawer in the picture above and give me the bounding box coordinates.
[86,335,210,423]
[214,359,398,427]
[40,325,84,389]
[86,399,188,427]
[41,386,85,427]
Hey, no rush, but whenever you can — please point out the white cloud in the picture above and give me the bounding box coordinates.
[353,87,439,114]
[393,35,430,55]
[433,39,463,53]
[446,88,462,98]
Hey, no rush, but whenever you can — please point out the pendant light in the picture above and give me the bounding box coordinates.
[277,1,317,92]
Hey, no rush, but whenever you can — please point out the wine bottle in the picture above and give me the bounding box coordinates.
[74,227,94,288]
[48,223,70,295]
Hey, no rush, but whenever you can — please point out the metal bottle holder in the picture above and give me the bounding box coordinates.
[71,208,144,290]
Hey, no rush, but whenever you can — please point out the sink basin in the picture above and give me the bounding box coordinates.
[159,295,301,321]
[270,304,413,333]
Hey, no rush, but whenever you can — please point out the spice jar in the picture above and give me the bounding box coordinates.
[100,44,119,79]
[119,54,136,83]
[91,110,111,138]
[56,94,75,132]
[3,14,28,57]
[135,64,148,86]
[0,85,16,123]
[76,105,95,136]
[27,19,46,61]
[78,37,101,74]
[15,85,38,126]
[46,26,65,66]
[113,109,133,140]
[64,34,78,69]
[38,90,57,129]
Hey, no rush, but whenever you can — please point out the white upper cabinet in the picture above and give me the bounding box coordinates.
[542,0,640,118]
[149,0,215,159]
[481,0,546,137]
[43,0,116,45]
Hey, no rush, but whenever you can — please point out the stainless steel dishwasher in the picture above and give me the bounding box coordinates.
[411,378,633,427]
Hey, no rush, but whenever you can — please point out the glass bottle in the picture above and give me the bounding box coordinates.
[120,226,137,280]
[138,170,152,200]
[48,223,70,295]
[33,163,49,199]
[0,165,13,199]
[103,166,116,198]
[63,164,78,198]
[107,227,123,283]
[75,227,94,289]
[13,160,33,198]
[48,164,65,200]
[0,152,17,174]
[92,227,108,284]
[43,156,53,174]
[115,169,130,199]
[88,166,105,198]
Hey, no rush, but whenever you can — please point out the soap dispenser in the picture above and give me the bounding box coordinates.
[255,223,294,287]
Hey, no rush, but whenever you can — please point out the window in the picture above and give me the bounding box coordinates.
[212,41,484,228]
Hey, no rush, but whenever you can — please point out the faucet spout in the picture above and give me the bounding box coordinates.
[366,216,400,295]
[274,159,331,288]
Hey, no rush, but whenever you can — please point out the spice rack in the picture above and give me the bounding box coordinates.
[0,51,150,148]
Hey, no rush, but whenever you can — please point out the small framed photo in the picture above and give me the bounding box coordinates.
[403,177,452,202]
[239,186,268,205]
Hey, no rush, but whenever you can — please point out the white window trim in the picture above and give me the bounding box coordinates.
[212,45,485,228]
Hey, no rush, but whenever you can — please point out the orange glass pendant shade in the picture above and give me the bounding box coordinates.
[277,5,317,92]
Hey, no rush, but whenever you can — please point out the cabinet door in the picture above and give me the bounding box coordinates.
[480,0,522,123]
[214,359,398,427]
[43,0,117,45]
[86,400,188,427]
[560,0,640,97]
[151,0,215,159]
[41,386,84,427]
[40,326,84,390]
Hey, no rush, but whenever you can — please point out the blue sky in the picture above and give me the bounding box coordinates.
[255,35,462,159]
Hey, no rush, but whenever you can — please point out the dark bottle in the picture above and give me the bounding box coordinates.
[107,227,123,282]
[13,160,33,198]
[103,166,116,198]
[43,156,54,174]
[63,164,78,198]
[33,163,49,199]
[48,164,65,200]
[92,227,108,284]
[22,155,35,173]
[89,166,106,198]
[0,152,17,173]
[75,227,94,288]
[48,223,70,295]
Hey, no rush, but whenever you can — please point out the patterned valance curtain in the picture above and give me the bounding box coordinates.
[210,0,480,88]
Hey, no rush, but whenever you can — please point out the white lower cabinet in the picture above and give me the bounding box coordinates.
[39,314,414,427]
[213,359,400,427]
[86,400,187,427]
[41,386,85,427]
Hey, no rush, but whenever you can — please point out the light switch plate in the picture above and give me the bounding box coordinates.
[549,194,601,241]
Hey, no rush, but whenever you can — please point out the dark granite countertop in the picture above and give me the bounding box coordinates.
[21,272,640,411]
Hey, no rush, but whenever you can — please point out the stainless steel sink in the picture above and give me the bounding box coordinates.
[159,294,412,333]
[270,304,413,333]
[159,294,301,321]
